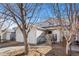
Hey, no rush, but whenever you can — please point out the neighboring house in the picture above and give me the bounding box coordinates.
[0,29,16,42]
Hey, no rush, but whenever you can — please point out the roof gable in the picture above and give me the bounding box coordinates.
[36,18,70,28]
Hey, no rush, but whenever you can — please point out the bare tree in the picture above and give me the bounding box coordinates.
[51,3,78,55]
[0,3,41,55]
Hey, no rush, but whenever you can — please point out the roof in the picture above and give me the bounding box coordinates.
[36,18,70,28]
[15,18,70,31]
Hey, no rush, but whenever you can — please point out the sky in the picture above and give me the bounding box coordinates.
[0,3,78,29]
[27,4,54,23]
[27,3,67,23]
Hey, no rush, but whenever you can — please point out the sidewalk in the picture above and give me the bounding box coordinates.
[0,46,24,56]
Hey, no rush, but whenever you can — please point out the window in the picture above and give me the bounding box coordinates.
[53,34,57,41]
[47,30,52,34]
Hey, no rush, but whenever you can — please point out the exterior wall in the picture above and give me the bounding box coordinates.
[52,30,62,42]
[0,29,15,42]
[16,28,24,42]
[36,30,46,44]
[6,33,11,40]
[16,27,37,44]
[28,28,46,44]
[0,33,7,42]
[1,34,3,39]
[1,33,6,40]
[1,32,15,41]
[36,30,43,38]
[27,28,37,44]
[16,27,45,44]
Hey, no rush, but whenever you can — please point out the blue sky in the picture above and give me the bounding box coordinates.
[0,4,71,29]
[27,4,54,23]
[0,3,68,23]
[0,3,78,29]
[0,4,53,23]
[27,3,69,23]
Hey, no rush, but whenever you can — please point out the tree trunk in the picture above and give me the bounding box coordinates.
[69,43,72,56]
[66,41,69,55]
[66,37,72,56]
[22,30,29,55]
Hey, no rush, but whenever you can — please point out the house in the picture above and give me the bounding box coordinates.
[16,18,70,44]
[16,25,47,44]
[37,18,70,43]
[0,29,16,42]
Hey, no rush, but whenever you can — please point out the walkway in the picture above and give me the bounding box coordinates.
[0,46,24,56]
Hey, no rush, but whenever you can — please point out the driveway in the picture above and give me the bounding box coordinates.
[0,41,19,48]
[71,45,79,52]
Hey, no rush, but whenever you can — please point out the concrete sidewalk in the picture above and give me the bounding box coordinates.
[0,46,24,56]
